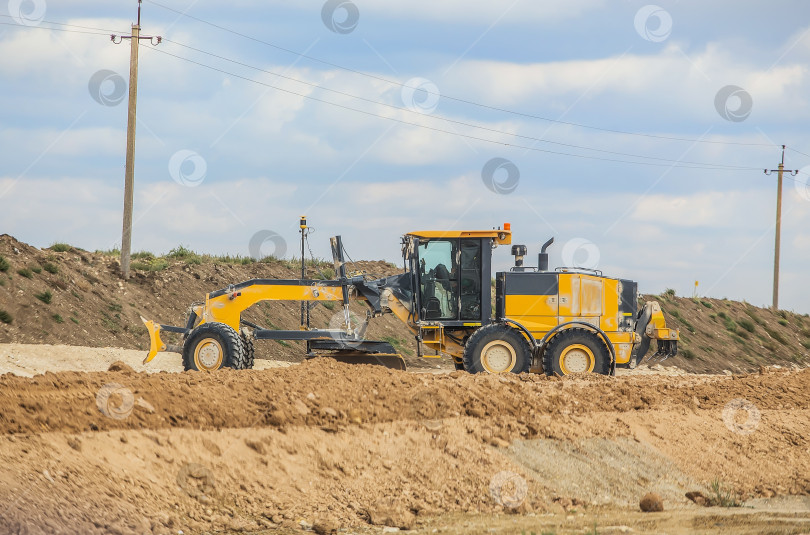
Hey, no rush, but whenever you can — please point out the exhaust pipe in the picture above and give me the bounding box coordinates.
[538,237,554,271]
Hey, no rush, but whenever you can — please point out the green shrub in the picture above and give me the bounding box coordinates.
[17,268,32,278]
[70,317,79,324]
[34,290,52,304]
[718,311,728,319]
[681,348,695,360]
[0,278,5,286]
[744,308,764,325]
[778,318,789,326]
[764,327,787,345]
[801,340,810,350]
[50,243,72,252]
[0,256,9,272]
[52,314,64,324]
[700,300,713,309]
[738,319,755,333]
[664,288,676,297]
[131,258,169,272]
[710,479,742,508]
[43,262,58,274]
[30,265,42,274]
[167,245,194,258]
[0,310,12,324]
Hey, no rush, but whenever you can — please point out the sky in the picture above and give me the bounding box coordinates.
[1,0,810,311]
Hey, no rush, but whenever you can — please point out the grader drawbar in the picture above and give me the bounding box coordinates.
[142,221,679,375]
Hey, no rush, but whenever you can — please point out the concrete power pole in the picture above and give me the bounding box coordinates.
[112,1,161,279]
[764,145,798,310]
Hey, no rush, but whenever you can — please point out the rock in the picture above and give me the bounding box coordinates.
[244,439,266,455]
[348,408,363,424]
[108,361,135,373]
[367,503,416,530]
[685,491,709,506]
[639,492,664,512]
[293,399,310,416]
[423,419,443,432]
[312,517,339,534]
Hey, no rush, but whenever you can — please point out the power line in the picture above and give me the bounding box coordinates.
[161,38,767,168]
[787,146,810,160]
[0,21,113,36]
[143,0,776,149]
[143,45,763,171]
[1,15,796,175]
[0,15,126,35]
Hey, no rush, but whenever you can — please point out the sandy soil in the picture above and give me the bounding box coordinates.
[0,346,808,535]
[0,343,291,376]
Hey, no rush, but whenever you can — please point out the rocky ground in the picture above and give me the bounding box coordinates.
[0,353,808,534]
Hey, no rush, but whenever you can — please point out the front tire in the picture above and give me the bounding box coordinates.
[542,328,610,376]
[463,324,531,374]
[183,322,247,371]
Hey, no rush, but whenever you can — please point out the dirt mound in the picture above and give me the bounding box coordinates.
[653,292,810,373]
[0,359,808,533]
[106,360,134,373]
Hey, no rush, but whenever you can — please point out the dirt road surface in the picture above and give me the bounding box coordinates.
[0,345,808,534]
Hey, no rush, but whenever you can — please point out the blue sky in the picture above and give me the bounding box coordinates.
[2,0,810,311]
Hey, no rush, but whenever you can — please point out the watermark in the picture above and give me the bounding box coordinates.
[96,383,134,420]
[634,5,672,43]
[722,398,761,435]
[561,238,600,270]
[248,230,287,261]
[481,157,519,195]
[168,149,207,187]
[327,308,364,349]
[401,77,440,114]
[88,70,127,107]
[714,85,753,122]
[321,0,359,34]
[794,166,810,202]
[489,470,527,509]
[8,0,46,26]
[177,462,216,499]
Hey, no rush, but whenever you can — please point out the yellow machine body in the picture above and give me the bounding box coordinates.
[142,224,678,375]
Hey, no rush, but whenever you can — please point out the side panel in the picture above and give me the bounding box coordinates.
[600,277,621,332]
[500,272,559,335]
[557,273,580,317]
[580,275,603,317]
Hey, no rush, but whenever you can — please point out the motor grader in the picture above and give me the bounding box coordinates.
[142,221,678,375]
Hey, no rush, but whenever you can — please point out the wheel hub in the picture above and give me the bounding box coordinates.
[481,341,516,373]
[196,339,223,370]
[562,348,590,373]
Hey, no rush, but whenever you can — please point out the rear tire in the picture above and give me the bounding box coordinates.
[183,322,247,371]
[463,324,531,374]
[241,331,255,369]
[542,328,610,376]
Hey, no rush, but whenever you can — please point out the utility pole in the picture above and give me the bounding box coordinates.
[112,1,161,279]
[764,145,799,310]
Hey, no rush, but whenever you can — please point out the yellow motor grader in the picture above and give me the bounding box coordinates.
[142,221,678,375]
